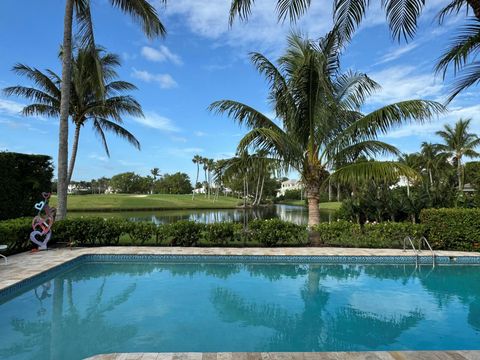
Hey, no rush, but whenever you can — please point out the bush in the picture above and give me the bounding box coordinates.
[202,223,242,245]
[127,221,157,244]
[53,217,125,246]
[420,208,480,251]
[0,152,53,220]
[314,221,425,248]
[160,221,205,246]
[0,217,32,255]
[247,219,309,246]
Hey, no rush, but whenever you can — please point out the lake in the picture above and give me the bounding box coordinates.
[68,204,336,225]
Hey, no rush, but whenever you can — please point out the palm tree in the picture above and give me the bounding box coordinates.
[435,118,480,191]
[191,154,202,199]
[230,0,480,101]
[4,47,142,183]
[52,0,166,220]
[419,142,447,189]
[210,31,444,227]
[202,157,209,198]
[150,168,160,180]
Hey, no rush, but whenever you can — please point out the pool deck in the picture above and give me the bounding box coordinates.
[1,247,480,360]
[1,246,479,291]
[85,351,480,359]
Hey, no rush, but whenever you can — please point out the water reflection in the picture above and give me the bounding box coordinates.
[1,263,480,359]
[70,204,334,225]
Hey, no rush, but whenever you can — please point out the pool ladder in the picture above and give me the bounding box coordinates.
[403,236,436,268]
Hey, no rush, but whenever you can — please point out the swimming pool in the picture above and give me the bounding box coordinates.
[1,255,479,359]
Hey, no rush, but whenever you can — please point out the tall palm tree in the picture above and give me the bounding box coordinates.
[210,31,444,227]
[435,118,480,191]
[150,168,160,180]
[191,154,202,199]
[4,47,142,183]
[53,0,166,220]
[419,142,447,189]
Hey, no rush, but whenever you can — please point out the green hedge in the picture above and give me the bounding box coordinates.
[0,152,53,220]
[0,217,309,255]
[420,208,480,251]
[313,221,425,248]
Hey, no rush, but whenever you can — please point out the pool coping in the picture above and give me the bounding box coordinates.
[84,350,480,359]
[1,246,479,294]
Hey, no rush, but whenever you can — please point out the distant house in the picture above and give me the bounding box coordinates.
[277,179,303,197]
[67,183,90,194]
[463,183,476,193]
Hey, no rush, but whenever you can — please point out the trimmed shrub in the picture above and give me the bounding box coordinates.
[247,219,309,246]
[53,217,125,246]
[0,152,53,220]
[314,221,425,249]
[202,223,242,245]
[420,208,480,251]
[0,217,32,255]
[161,221,205,246]
[127,221,157,244]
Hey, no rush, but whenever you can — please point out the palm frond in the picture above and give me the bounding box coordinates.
[330,161,420,185]
[344,100,446,138]
[333,0,369,43]
[446,62,480,102]
[435,19,480,78]
[109,0,166,38]
[334,70,380,110]
[275,0,311,22]
[209,100,282,131]
[382,0,425,41]
[437,0,467,23]
[94,118,141,151]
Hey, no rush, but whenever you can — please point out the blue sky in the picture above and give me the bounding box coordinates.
[0,0,478,181]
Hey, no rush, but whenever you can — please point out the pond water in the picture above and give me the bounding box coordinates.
[68,205,335,225]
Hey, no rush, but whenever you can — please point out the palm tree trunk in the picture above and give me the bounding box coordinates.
[56,0,74,220]
[192,164,199,200]
[307,185,320,227]
[336,184,341,202]
[428,169,433,188]
[67,123,81,184]
[258,175,265,205]
[253,174,261,206]
[457,156,463,191]
[328,178,332,201]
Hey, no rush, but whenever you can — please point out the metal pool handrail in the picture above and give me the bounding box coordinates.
[403,236,418,268]
[419,236,436,267]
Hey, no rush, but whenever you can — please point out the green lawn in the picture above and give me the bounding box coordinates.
[280,200,342,210]
[50,194,242,211]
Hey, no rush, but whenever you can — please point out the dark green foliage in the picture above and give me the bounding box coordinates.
[202,222,242,245]
[154,172,193,194]
[0,152,53,220]
[0,217,32,255]
[110,172,151,194]
[160,221,204,246]
[314,221,425,248]
[127,221,157,244]
[420,208,480,251]
[53,217,125,246]
[247,219,309,246]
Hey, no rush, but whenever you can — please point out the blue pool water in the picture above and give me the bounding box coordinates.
[1,258,479,359]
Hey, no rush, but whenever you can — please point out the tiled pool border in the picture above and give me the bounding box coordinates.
[1,253,480,302]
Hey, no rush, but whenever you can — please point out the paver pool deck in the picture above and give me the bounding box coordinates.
[1,246,480,360]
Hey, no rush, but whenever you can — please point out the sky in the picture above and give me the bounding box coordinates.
[0,0,479,182]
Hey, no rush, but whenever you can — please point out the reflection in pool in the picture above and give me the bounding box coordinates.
[1,261,479,359]
[69,204,335,225]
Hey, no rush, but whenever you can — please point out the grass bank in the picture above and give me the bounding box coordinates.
[50,194,242,212]
[279,200,342,210]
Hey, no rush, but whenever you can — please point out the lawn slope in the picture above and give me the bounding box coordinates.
[50,194,241,211]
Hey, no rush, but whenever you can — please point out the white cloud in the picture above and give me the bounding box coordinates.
[167,147,204,157]
[376,42,419,65]
[89,153,108,162]
[366,66,444,105]
[131,68,178,89]
[194,131,207,136]
[162,0,332,56]
[141,45,183,65]
[131,111,180,132]
[171,135,188,143]
[0,98,24,116]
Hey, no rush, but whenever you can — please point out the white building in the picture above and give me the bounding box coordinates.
[277,179,303,197]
